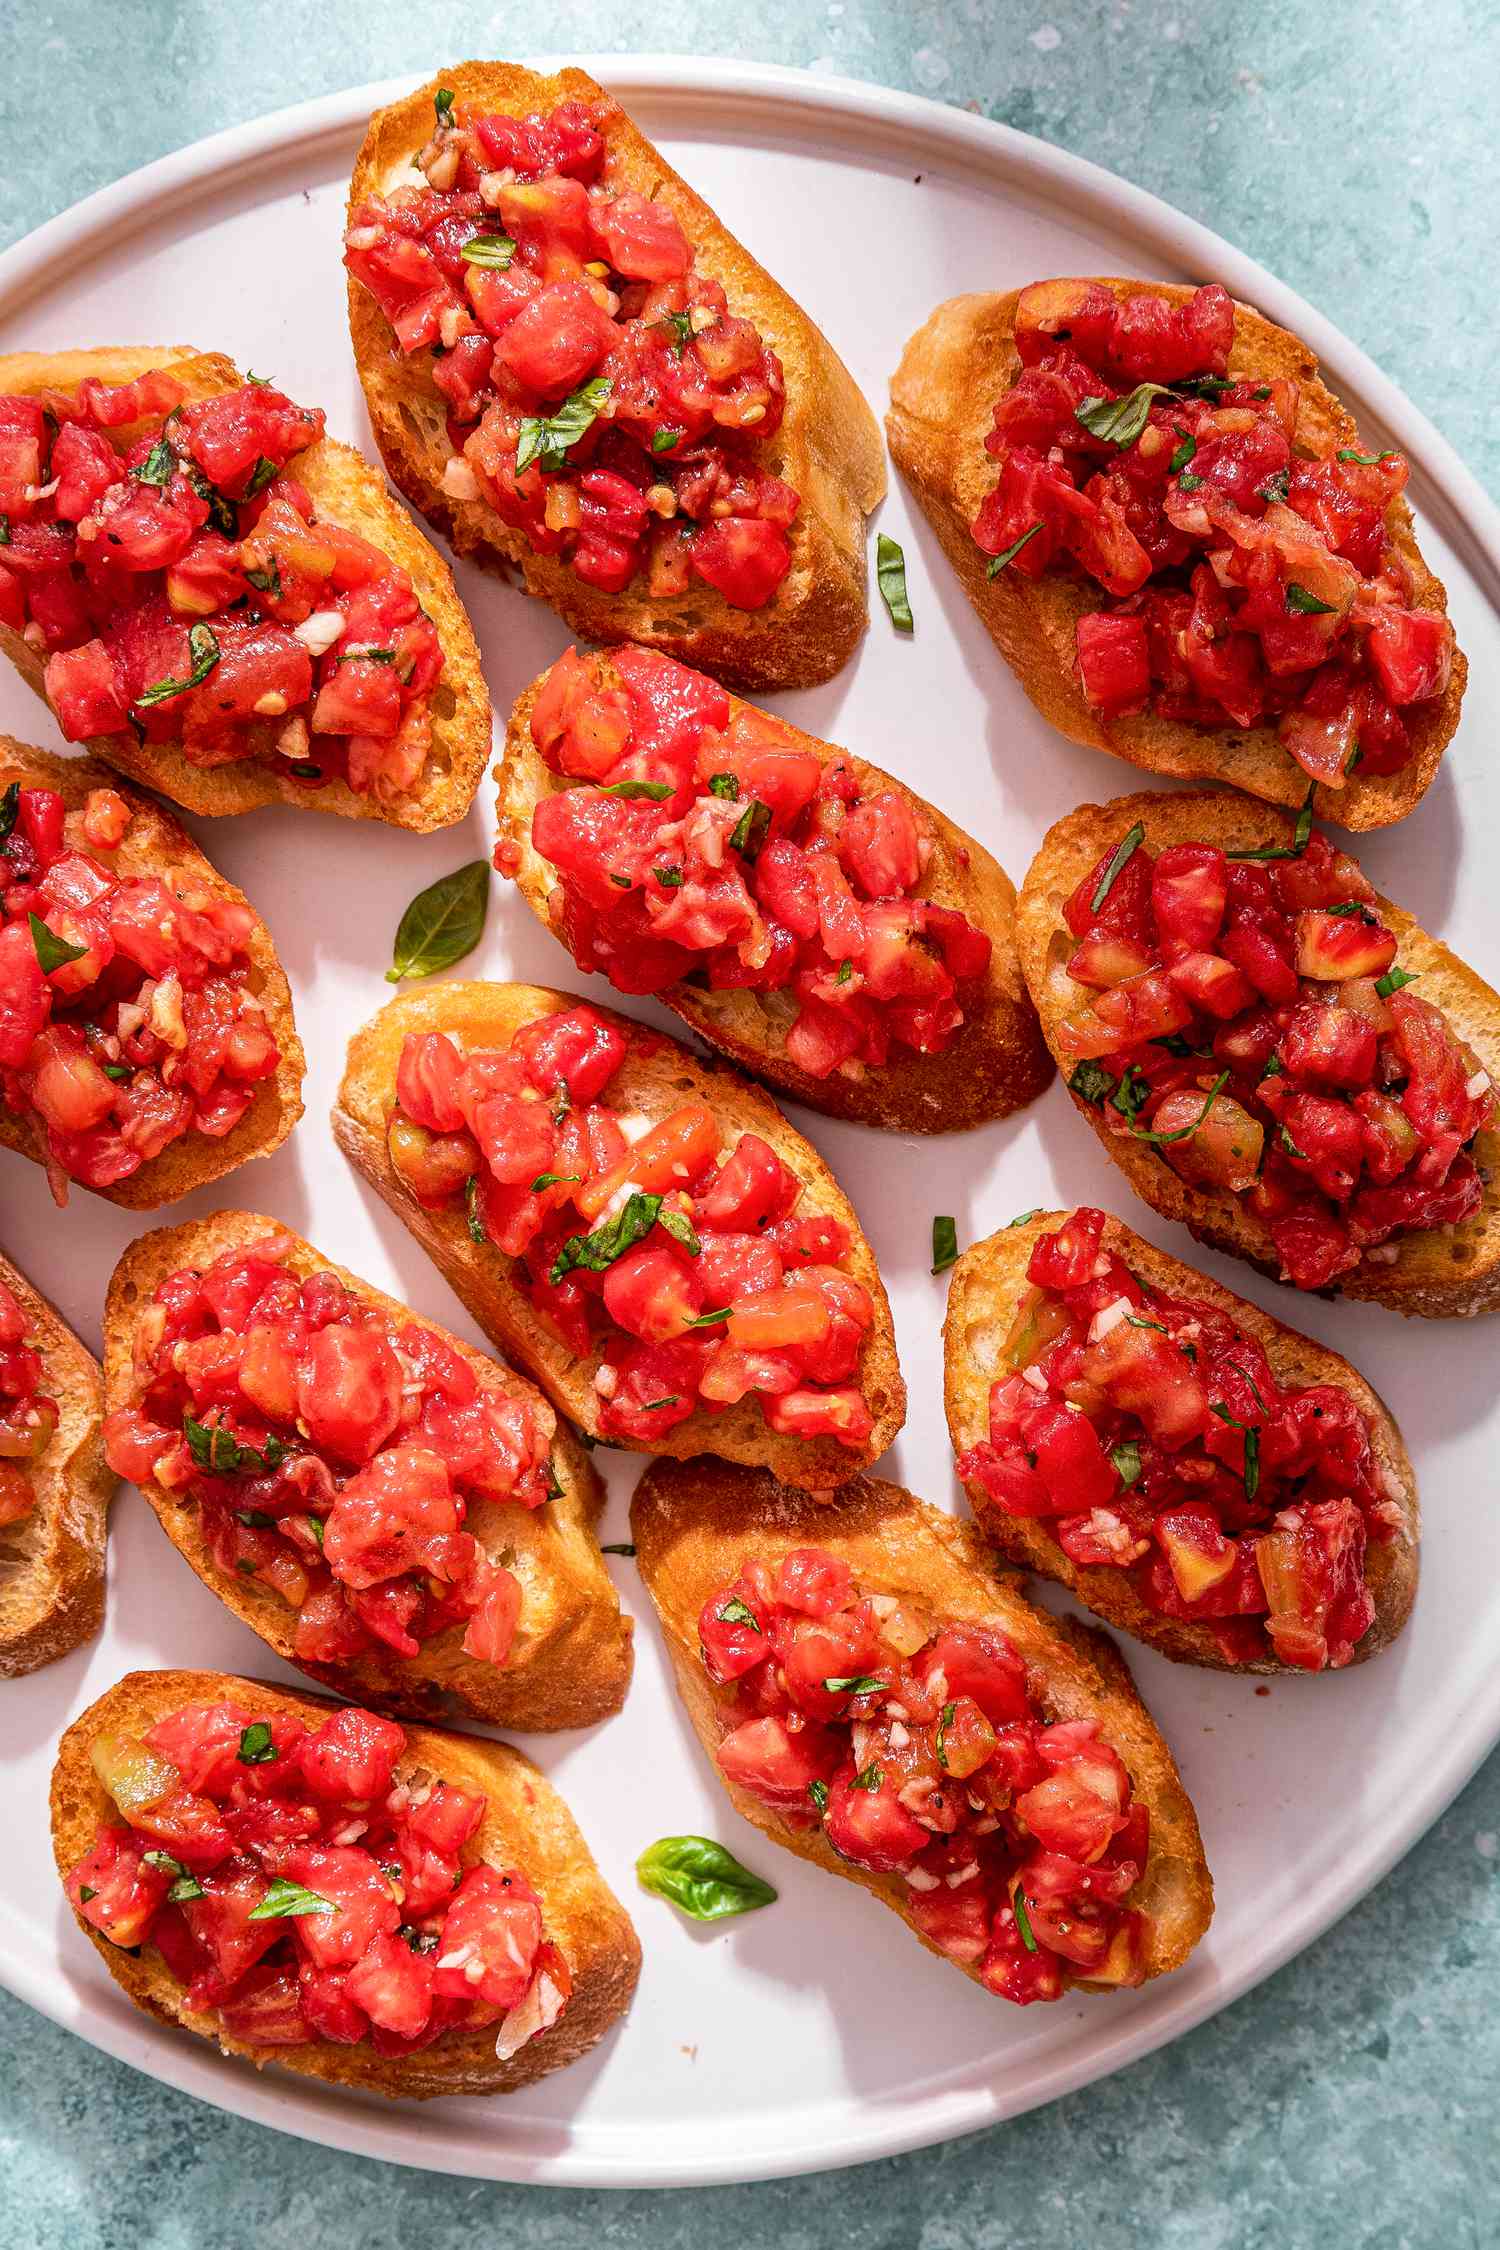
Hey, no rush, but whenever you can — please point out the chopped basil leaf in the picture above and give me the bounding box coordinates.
[465,1175,486,1244]
[1337,447,1398,466]
[1177,472,1205,491]
[1091,821,1145,914]
[876,532,913,632]
[1110,1439,1143,1488]
[184,1415,289,1477]
[601,1542,636,1557]
[1069,1059,1117,1106]
[823,1673,885,1697]
[1280,1122,1309,1159]
[636,1835,777,1921]
[1285,582,1336,615]
[238,1721,278,1766]
[1211,1401,1261,1500]
[717,1596,760,1630]
[1125,1312,1168,1334]
[530,1171,581,1194]
[653,864,684,888]
[1261,1053,1285,1081]
[1169,431,1197,474]
[0,516,10,546]
[807,1780,829,1814]
[245,559,281,598]
[986,521,1043,577]
[386,859,489,982]
[244,456,278,499]
[102,1061,130,1081]
[688,1305,733,1327]
[1014,1890,1039,1952]
[1007,1208,1043,1228]
[1375,966,1417,998]
[234,1509,277,1528]
[29,913,87,974]
[1228,789,1316,863]
[130,437,175,489]
[1111,1064,1150,1123]
[655,310,695,356]
[460,232,515,269]
[935,1700,957,1771]
[931,1215,959,1274]
[248,1877,335,1921]
[142,1850,204,1904]
[184,462,238,537]
[708,772,740,800]
[728,799,772,861]
[0,780,18,841]
[836,959,853,983]
[599,778,673,800]
[550,1191,699,1283]
[1257,469,1290,506]
[79,1886,97,1903]
[137,621,220,707]
[515,377,611,476]
[1130,1068,1230,1146]
[1075,383,1173,447]
[338,644,396,665]
[433,86,455,127]
[1173,373,1235,400]
[851,1764,883,1793]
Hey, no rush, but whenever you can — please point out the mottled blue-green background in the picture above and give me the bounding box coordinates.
[3,4,1498,2243]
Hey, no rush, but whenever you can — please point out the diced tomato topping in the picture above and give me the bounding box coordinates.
[62,1697,567,2065]
[701,1547,1152,2000]
[972,279,1449,773]
[957,1207,1395,1669]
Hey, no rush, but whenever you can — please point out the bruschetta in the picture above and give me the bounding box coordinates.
[333,982,905,1487]
[53,1667,640,2097]
[632,1459,1211,2003]
[888,278,1463,829]
[102,1211,631,1730]
[344,63,885,690]
[0,346,490,827]
[494,644,1052,1132]
[0,1246,113,1676]
[945,1206,1418,1673]
[0,745,303,1206]
[1017,790,1500,1313]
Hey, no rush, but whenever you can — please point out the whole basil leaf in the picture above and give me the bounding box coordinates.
[636,1835,777,1922]
[387,860,490,983]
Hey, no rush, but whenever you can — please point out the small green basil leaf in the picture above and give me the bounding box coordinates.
[248,1877,335,1921]
[29,913,87,974]
[1090,821,1145,914]
[460,232,515,269]
[636,1835,777,1922]
[515,377,611,476]
[1068,1059,1117,1106]
[986,521,1043,577]
[1075,383,1173,447]
[137,621,220,707]
[931,1215,959,1274]
[238,1722,278,1766]
[875,533,913,632]
[1285,582,1336,615]
[387,859,490,983]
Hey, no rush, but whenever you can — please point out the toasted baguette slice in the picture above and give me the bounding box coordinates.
[52,1667,640,2098]
[0,744,304,1208]
[0,347,490,829]
[347,63,885,691]
[496,655,1053,1132]
[1018,789,1500,1315]
[632,1459,1212,1993]
[333,982,905,1487]
[104,1211,631,1728]
[0,1247,114,1676]
[888,280,1464,830]
[945,1208,1419,1673]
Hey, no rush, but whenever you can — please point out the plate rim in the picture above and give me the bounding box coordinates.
[1,51,1498,2190]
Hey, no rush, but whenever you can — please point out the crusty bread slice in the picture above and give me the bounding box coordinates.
[0,743,304,1208]
[0,1246,114,1676]
[1017,789,1500,1316]
[51,1666,641,2098]
[631,1458,1212,1991]
[495,657,1054,1132]
[944,1208,1419,1673]
[887,281,1464,830]
[346,62,886,692]
[332,981,905,1488]
[0,347,491,830]
[103,1211,631,1729]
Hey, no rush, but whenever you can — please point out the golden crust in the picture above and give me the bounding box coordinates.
[887,281,1465,830]
[1017,789,1500,1315]
[495,656,1053,1132]
[50,1667,641,2098]
[332,980,905,1487]
[944,1208,1419,1673]
[103,1211,632,1729]
[0,1245,114,1676]
[347,63,886,692]
[631,1458,1212,1989]
[0,743,304,1207]
[0,348,491,831]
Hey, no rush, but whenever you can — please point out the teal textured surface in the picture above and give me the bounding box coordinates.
[2,3,1498,2241]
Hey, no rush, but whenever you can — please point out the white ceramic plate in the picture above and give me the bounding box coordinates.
[2,56,1499,2191]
